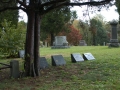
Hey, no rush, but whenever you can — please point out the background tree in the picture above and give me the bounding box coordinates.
[41,7,77,46]
[116,0,120,23]
[0,2,18,28]
[79,20,92,45]
[0,0,113,77]
[0,20,26,57]
[67,25,82,45]
[58,25,82,45]
[90,15,109,45]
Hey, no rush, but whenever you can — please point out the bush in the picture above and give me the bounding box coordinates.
[0,20,26,57]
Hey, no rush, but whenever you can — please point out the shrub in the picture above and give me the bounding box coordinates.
[0,20,26,57]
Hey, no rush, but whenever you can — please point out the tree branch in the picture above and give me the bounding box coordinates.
[43,0,113,15]
[0,6,27,13]
[17,0,28,9]
[0,0,12,3]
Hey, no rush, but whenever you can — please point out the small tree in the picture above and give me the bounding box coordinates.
[67,25,82,45]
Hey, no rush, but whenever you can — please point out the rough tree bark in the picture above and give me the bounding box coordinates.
[25,10,35,76]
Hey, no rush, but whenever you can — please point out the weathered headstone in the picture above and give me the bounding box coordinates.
[10,60,20,78]
[83,53,95,60]
[109,20,119,47]
[71,53,84,63]
[39,57,49,69]
[51,55,66,66]
[79,40,87,46]
[52,36,69,49]
[18,50,25,58]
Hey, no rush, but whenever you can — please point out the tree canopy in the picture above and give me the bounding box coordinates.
[0,1,18,27]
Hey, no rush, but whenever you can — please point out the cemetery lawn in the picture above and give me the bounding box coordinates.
[0,46,120,90]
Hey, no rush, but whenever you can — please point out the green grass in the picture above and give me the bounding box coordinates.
[0,46,120,90]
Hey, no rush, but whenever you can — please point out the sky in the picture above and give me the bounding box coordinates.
[71,5,119,22]
[19,5,119,22]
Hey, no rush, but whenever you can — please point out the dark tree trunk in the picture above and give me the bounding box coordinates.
[34,13,40,76]
[25,10,35,76]
[93,34,96,46]
[24,11,41,77]
[50,33,54,46]
[23,0,41,77]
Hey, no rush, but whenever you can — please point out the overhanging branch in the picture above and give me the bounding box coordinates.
[0,0,12,3]
[17,0,28,9]
[43,0,113,15]
[0,6,27,13]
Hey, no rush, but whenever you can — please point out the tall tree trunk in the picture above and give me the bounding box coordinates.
[34,13,40,76]
[25,11,35,76]
[51,33,54,46]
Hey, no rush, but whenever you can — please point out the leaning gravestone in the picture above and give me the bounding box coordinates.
[51,55,66,66]
[39,57,49,69]
[83,53,95,60]
[71,53,84,63]
[18,50,25,58]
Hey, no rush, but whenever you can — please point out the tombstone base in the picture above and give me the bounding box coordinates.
[109,39,120,47]
[51,46,70,49]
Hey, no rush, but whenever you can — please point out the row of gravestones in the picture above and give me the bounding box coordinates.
[18,50,95,69]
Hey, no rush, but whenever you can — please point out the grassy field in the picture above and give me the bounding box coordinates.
[0,46,120,90]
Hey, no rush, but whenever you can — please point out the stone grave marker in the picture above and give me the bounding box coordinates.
[51,36,69,49]
[79,40,87,46]
[71,53,84,63]
[83,53,95,60]
[109,20,119,47]
[51,55,66,66]
[39,57,49,69]
[18,50,25,58]
[10,60,20,78]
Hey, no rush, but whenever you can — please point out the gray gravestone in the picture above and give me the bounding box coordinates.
[79,40,87,46]
[39,57,49,69]
[71,53,84,63]
[83,53,95,60]
[51,55,66,66]
[18,50,25,58]
[109,20,119,47]
[51,36,69,49]
[10,60,20,78]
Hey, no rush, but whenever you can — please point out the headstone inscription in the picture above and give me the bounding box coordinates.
[18,50,25,58]
[51,55,66,66]
[71,53,84,63]
[83,53,95,60]
[39,57,49,69]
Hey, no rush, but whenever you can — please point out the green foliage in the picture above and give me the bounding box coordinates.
[90,16,109,45]
[0,20,26,57]
[0,2,18,28]
[79,20,92,45]
[41,7,77,43]
[116,0,120,22]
